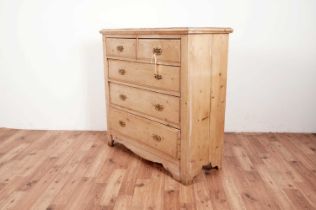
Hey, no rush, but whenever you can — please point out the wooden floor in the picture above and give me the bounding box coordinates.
[0,129,315,210]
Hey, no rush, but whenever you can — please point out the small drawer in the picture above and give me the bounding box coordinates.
[109,108,179,158]
[137,39,180,63]
[106,38,136,58]
[109,83,180,125]
[108,60,180,92]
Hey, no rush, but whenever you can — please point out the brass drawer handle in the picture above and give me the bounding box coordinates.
[119,120,126,127]
[116,45,124,52]
[118,69,126,75]
[153,47,162,55]
[119,94,127,101]
[154,104,164,111]
[152,134,162,142]
[154,74,162,80]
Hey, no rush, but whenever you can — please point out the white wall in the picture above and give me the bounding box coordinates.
[0,0,316,132]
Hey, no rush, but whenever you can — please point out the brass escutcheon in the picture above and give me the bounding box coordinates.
[153,47,162,55]
[154,74,162,80]
[154,104,164,111]
[118,69,126,75]
[119,94,127,101]
[116,45,124,52]
[152,134,162,142]
[119,120,126,127]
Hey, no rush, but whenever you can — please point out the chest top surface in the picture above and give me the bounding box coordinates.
[100,27,233,35]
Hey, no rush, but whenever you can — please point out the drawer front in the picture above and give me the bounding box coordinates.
[108,60,180,92]
[109,83,180,125]
[109,108,179,158]
[106,38,136,58]
[137,39,180,63]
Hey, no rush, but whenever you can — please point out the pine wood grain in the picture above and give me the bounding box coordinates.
[0,129,315,210]
[180,34,213,182]
[137,39,181,63]
[102,29,232,183]
[109,108,180,159]
[106,38,136,59]
[108,60,180,92]
[109,83,180,125]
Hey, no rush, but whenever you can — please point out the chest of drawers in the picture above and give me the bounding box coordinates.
[100,27,233,184]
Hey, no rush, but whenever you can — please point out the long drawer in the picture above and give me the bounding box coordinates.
[109,83,180,125]
[108,60,180,92]
[109,108,179,158]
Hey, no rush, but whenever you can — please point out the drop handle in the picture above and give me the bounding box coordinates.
[116,45,124,52]
[154,104,164,111]
[119,120,126,127]
[119,94,127,101]
[152,134,162,142]
[154,74,162,80]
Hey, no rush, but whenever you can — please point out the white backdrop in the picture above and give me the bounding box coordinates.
[0,0,316,132]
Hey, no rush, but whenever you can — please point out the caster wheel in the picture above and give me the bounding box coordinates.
[107,139,115,147]
[107,135,115,147]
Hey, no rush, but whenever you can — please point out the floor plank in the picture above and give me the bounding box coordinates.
[0,129,315,210]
